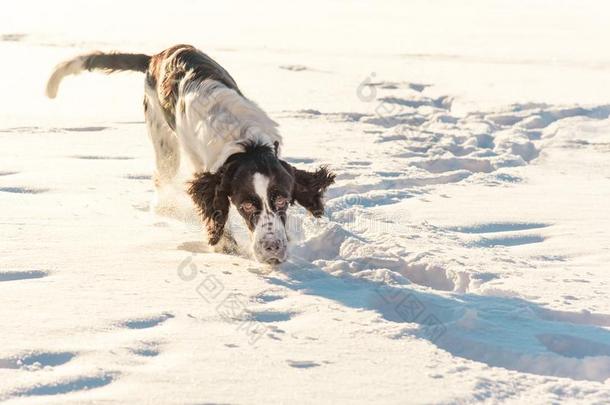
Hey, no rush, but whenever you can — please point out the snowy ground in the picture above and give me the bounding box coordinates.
[2,1,610,403]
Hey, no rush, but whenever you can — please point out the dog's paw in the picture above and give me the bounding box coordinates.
[213,233,239,255]
[207,230,222,246]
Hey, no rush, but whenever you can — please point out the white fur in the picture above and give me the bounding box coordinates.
[144,86,181,187]
[253,173,272,211]
[251,173,288,263]
[45,55,90,99]
[175,78,283,173]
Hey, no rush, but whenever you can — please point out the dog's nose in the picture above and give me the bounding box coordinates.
[257,238,287,265]
[262,239,282,253]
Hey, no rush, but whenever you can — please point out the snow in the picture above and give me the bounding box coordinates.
[2,0,610,403]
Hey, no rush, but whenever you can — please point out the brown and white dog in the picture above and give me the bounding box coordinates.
[46,44,335,264]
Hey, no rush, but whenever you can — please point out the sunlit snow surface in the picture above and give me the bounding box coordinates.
[1,1,610,403]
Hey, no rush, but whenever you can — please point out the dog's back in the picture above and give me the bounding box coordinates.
[144,45,242,131]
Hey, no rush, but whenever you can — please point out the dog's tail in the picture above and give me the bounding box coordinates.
[45,52,151,99]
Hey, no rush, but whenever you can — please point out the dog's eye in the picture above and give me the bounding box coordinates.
[241,202,256,213]
[275,196,288,209]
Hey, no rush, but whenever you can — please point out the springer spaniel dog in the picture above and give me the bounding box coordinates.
[46,44,335,264]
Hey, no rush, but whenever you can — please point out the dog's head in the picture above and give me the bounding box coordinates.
[188,142,335,264]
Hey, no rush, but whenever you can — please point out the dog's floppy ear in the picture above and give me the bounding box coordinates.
[280,161,335,217]
[188,169,231,245]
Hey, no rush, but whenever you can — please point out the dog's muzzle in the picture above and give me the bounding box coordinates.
[253,232,288,264]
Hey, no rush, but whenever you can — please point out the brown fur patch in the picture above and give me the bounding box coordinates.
[83,52,150,73]
[145,44,242,130]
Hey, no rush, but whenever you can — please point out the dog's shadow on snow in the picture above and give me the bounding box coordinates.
[266,259,610,382]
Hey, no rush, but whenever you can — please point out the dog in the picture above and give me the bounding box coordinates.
[46,44,335,264]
